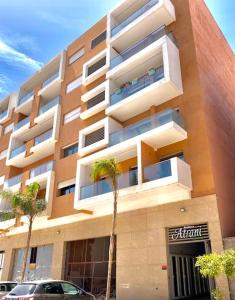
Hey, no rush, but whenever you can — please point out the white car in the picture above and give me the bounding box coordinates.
[0,282,17,299]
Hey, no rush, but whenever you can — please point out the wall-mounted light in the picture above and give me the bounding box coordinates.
[180,207,186,212]
[56,230,61,234]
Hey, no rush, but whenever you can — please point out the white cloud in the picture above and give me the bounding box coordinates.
[0,38,43,71]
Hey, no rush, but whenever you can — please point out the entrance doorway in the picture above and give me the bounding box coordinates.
[169,241,211,300]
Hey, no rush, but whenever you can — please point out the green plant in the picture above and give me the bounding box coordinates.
[92,159,119,300]
[196,249,235,300]
[0,182,47,282]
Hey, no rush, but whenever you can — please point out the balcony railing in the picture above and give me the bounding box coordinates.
[111,26,171,69]
[10,144,26,159]
[18,91,34,106]
[110,66,164,106]
[0,109,8,120]
[42,71,59,88]
[111,0,159,37]
[14,116,30,132]
[6,174,22,187]
[34,129,53,146]
[144,159,172,182]
[30,161,54,179]
[109,109,185,146]
[80,168,138,199]
[39,96,60,115]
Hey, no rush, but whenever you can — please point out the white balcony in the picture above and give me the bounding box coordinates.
[82,49,109,86]
[0,93,17,124]
[78,117,122,157]
[26,161,55,216]
[34,96,60,124]
[3,174,22,193]
[108,0,175,52]
[6,105,60,168]
[74,157,192,216]
[38,52,65,98]
[16,51,65,115]
[106,35,183,121]
[80,81,109,120]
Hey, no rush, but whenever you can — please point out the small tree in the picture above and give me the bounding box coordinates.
[0,182,47,282]
[196,249,235,300]
[92,159,119,300]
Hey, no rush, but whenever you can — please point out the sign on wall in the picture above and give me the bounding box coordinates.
[168,224,209,244]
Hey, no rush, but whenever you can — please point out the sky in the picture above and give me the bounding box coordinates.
[0,0,234,99]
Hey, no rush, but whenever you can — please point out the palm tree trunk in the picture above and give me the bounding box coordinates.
[106,185,117,300]
[21,216,33,283]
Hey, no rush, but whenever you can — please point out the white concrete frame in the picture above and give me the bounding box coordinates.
[74,156,192,217]
[6,105,61,168]
[82,49,109,86]
[26,170,55,216]
[78,117,122,157]
[106,35,183,121]
[0,93,18,125]
[80,81,109,120]
[107,0,175,50]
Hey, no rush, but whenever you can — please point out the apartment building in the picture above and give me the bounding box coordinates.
[0,0,235,299]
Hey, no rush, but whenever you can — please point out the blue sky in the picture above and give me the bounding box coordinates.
[0,0,234,99]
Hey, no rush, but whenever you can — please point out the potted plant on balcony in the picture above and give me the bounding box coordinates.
[92,159,119,300]
[0,182,47,282]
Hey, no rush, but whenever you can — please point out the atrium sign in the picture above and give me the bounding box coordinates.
[168,224,209,244]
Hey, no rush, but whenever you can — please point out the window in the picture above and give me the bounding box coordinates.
[4,122,14,134]
[160,152,184,162]
[65,237,116,296]
[41,283,63,294]
[30,247,37,264]
[0,149,7,160]
[91,31,106,49]
[64,107,81,124]
[59,184,75,196]
[87,56,106,76]
[84,127,104,147]
[69,48,85,64]
[61,283,83,296]
[63,143,78,157]
[66,76,82,94]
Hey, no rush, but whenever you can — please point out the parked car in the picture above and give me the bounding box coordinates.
[2,280,95,300]
[0,282,17,299]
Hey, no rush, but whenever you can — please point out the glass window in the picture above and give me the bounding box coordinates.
[64,107,81,124]
[9,284,37,296]
[66,76,82,94]
[160,152,184,162]
[91,31,106,49]
[63,143,78,158]
[65,237,116,296]
[61,283,83,295]
[69,48,85,64]
[41,283,63,294]
[4,122,14,134]
[0,149,8,160]
[60,184,75,196]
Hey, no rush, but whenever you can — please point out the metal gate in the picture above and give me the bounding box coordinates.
[171,254,209,299]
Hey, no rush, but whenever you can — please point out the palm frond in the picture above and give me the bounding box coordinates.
[91,159,119,182]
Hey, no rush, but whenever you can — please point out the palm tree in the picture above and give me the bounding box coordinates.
[0,182,47,282]
[92,159,119,300]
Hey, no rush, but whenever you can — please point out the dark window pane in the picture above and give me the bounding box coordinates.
[41,283,63,294]
[91,31,106,49]
[60,184,75,196]
[93,262,108,277]
[63,143,78,158]
[30,247,37,264]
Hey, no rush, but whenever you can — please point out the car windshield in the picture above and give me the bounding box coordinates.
[9,284,36,296]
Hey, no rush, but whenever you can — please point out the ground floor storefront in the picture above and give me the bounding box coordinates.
[0,195,230,299]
